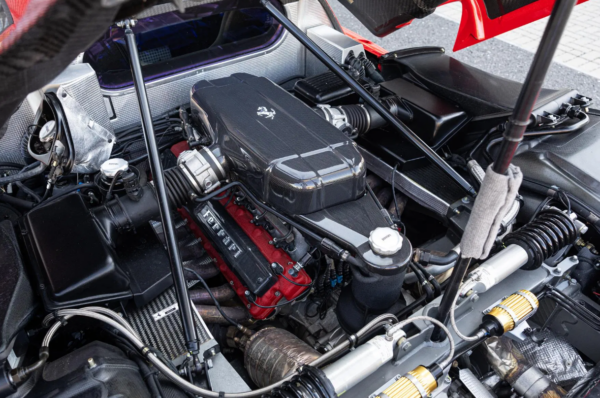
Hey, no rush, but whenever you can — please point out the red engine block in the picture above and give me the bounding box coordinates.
[180,200,311,319]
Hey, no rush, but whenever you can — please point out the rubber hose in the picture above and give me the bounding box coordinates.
[0,162,46,185]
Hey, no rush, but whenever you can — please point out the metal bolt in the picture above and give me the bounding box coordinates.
[230,280,234,285]
[553,268,562,275]
[570,256,578,262]
[88,358,96,368]
[470,293,479,303]
[445,375,452,384]
[461,197,470,204]
[401,341,412,351]
[275,291,281,297]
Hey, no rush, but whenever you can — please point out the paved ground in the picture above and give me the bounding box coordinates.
[328,0,600,102]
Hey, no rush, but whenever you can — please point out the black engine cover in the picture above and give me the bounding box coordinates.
[191,73,366,215]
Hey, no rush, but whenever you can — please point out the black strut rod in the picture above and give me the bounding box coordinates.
[493,0,576,174]
[260,0,476,197]
[122,20,199,354]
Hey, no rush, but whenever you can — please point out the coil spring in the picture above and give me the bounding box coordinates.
[503,208,578,269]
[266,366,335,398]
[164,166,196,208]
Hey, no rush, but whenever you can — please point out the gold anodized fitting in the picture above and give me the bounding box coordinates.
[487,290,539,333]
[376,366,437,398]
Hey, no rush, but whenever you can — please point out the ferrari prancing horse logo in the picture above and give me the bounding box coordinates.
[257,106,276,120]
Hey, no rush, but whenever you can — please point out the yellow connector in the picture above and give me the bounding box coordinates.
[376,366,437,398]
[486,290,539,333]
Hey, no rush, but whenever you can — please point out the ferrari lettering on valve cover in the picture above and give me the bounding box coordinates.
[0,0,598,397]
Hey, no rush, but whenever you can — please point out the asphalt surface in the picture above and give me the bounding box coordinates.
[328,1,600,102]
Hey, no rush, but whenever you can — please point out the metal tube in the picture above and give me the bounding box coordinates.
[431,256,472,342]
[459,245,529,296]
[122,21,199,353]
[260,0,475,197]
[493,0,576,174]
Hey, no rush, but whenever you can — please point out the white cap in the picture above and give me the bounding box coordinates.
[100,158,129,178]
[369,227,403,256]
[39,120,57,143]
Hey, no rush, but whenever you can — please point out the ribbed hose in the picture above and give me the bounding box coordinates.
[503,208,577,269]
[265,366,336,398]
[339,105,371,135]
[164,166,196,208]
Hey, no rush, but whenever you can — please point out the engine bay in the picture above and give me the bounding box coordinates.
[1,1,600,397]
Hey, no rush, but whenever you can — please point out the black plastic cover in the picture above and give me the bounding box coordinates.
[21,193,172,310]
[0,221,35,359]
[28,341,154,398]
[338,0,441,37]
[298,193,412,275]
[193,201,276,296]
[294,71,354,104]
[514,113,600,214]
[380,48,575,117]
[379,77,468,148]
[191,73,366,215]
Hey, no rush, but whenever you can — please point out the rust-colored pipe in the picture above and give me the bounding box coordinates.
[183,256,220,280]
[196,305,250,325]
[189,285,236,304]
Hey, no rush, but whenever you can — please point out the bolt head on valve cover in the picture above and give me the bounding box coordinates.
[369,227,403,256]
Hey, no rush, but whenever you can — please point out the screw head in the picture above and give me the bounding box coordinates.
[461,197,470,204]
[275,291,281,297]
[88,358,96,368]
[553,268,562,275]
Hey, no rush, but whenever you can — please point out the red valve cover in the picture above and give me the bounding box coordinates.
[180,200,311,319]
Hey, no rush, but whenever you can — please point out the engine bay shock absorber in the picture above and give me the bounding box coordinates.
[503,208,578,269]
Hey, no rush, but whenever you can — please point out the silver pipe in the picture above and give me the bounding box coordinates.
[459,244,529,296]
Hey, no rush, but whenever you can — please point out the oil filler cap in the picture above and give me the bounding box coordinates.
[369,227,403,256]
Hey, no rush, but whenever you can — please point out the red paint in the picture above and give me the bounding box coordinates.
[342,28,388,58]
[179,197,311,320]
[0,0,57,52]
[441,0,588,51]
[170,141,190,158]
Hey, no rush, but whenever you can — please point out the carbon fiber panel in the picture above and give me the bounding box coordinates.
[358,146,450,216]
[128,284,213,361]
[106,0,334,132]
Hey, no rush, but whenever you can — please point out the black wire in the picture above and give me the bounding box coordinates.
[279,272,313,287]
[407,262,434,302]
[390,163,407,235]
[105,170,123,201]
[245,285,314,309]
[412,261,441,296]
[183,267,242,328]
[0,162,26,171]
[34,183,97,208]
[194,181,324,243]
